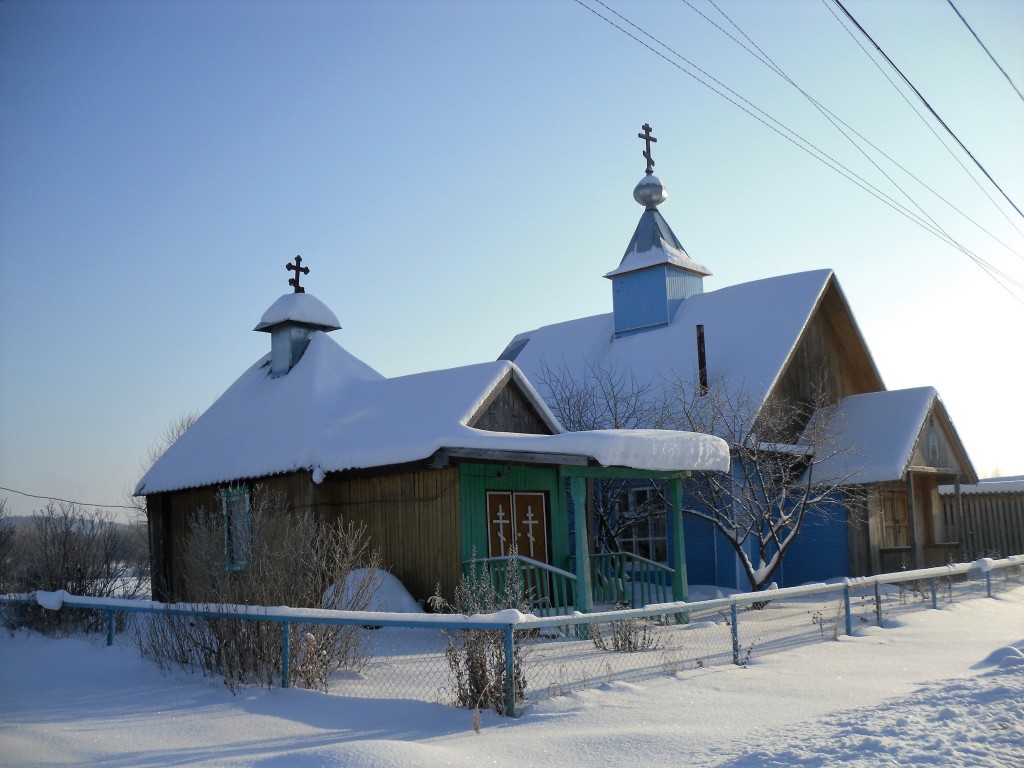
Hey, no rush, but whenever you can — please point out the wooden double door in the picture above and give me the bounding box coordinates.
[486,491,550,563]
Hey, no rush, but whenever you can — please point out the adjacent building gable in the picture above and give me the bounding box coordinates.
[806,387,978,486]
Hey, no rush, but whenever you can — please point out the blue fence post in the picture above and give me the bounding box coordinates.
[843,584,852,636]
[504,625,517,717]
[730,603,740,665]
[986,572,993,598]
[281,622,290,689]
[106,609,115,646]
[930,577,938,609]
[874,581,882,627]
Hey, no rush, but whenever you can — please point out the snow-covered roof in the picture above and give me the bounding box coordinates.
[136,332,729,496]
[253,292,341,332]
[503,269,847,430]
[805,387,962,485]
[938,476,1024,496]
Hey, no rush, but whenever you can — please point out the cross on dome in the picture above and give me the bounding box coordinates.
[286,255,309,293]
[638,123,657,175]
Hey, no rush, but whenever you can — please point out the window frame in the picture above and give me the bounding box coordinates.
[221,485,252,572]
[618,486,668,564]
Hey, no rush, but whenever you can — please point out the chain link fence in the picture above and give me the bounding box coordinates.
[3,556,1022,717]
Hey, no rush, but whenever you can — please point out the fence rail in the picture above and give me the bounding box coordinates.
[3,555,1022,718]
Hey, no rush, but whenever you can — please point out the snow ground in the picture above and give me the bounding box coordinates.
[1,588,1022,767]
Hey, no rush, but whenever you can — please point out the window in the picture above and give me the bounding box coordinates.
[618,487,667,563]
[221,486,251,571]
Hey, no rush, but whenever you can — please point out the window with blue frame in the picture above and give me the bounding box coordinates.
[221,485,252,572]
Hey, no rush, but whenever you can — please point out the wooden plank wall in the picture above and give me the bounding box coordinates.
[148,469,461,604]
[471,377,553,434]
[942,492,1024,560]
[315,468,462,603]
[759,284,882,440]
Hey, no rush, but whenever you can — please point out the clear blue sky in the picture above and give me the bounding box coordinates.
[2,0,1022,519]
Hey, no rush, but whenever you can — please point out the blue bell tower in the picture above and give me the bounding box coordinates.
[605,124,711,338]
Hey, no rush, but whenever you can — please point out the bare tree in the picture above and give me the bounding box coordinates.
[666,373,858,592]
[536,362,669,554]
[8,501,148,633]
[0,499,15,592]
[536,361,857,591]
[139,488,382,692]
[125,410,199,519]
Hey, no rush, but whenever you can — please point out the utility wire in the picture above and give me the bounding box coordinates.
[0,485,140,512]
[946,0,1024,104]
[821,0,1024,250]
[696,0,1024,264]
[575,0,1024,303]
[694,0,966,251]
[820,0,1024,245]
[689,0,1024,299]
[579,0,959,245]
[829,0,1024,224]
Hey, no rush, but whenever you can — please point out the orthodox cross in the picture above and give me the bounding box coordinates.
[492,503,510,555]
[521,504,540,559]
[286,255,309,293]
[638,123,657,174]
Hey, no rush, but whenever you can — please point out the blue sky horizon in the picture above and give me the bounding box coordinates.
[2,0,1022,519]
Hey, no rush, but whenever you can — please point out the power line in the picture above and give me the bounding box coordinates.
[687,0,1024,301]
[578,0,954,240]
[820,0,1024,247]
[574,1,1024,304]
[0,485,140,512]
[829,0,1024,224]
[945,0,1024,105]
[695,0,1024,264]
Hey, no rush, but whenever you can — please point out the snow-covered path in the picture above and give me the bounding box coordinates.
[1,588,1022,767]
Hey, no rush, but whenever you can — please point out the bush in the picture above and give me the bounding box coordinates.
[429,551,530,716]
[591,603,661,653]
[4,501,147,634]
[0,499,14,593]
[138,489,381,693]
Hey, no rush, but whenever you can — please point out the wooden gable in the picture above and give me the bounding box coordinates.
[468,370,556,435]
[908,403,977,481]
[761,276,884,438]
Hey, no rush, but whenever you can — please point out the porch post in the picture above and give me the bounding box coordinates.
[669,477,687,603]
[566,471,593,613]
[906,473,920,569]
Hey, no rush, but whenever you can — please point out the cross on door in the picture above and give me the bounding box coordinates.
[487,492,549,563]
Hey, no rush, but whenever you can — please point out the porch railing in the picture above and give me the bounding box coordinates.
[585,552,676,608]
[462,556,577,616]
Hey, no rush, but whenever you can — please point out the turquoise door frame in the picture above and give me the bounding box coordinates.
[559,466,690,613]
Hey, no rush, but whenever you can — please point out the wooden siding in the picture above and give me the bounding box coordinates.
[942,491,1024,560]
[762,280,883,439]
[315,467,461,603]
[470,376,554,435]
[147,468,461,604]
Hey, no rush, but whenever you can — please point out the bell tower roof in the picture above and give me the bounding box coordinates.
[606,124,711,337]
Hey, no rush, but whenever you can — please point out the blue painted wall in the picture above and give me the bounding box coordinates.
[776,495,849,586]
[680,470,852,591]
[612,268,670,335]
